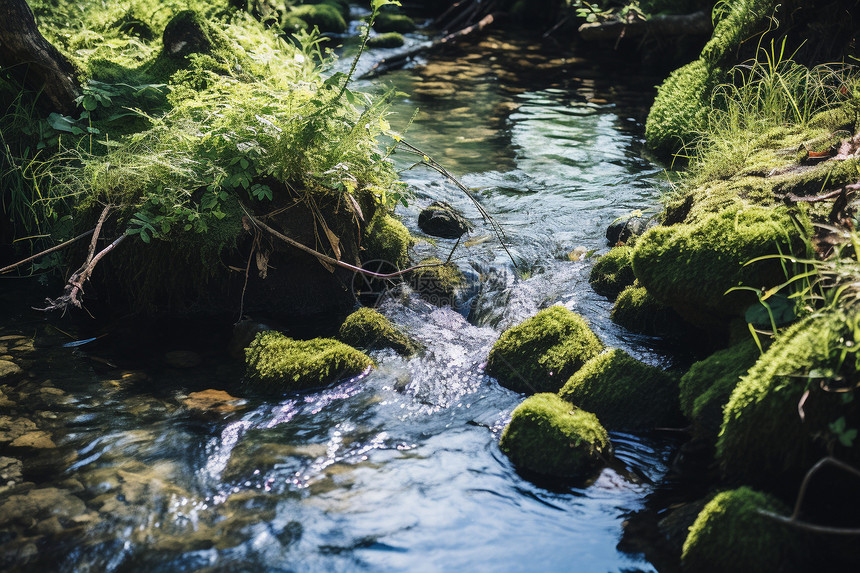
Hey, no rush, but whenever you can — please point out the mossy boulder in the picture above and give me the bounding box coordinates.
[717,312,860,484]
[631,205,812,325]
[372,12,416,34]
[288,4,347,34]
[338,307,418,356]
[245,331,373,392]
[681,487,801,573]
[486,306,604,395]
[367,32,405,49]
[589,247,635,299]
[499,393,611,479]
[408,258,464,307]
[611,283,685,336]
[679,339,761,442]
[559,349,679,431]
[644,58,723,159]
[701,0,776,68]
[363,212,413,269]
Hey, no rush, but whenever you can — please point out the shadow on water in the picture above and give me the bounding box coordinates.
[0,32,686,573]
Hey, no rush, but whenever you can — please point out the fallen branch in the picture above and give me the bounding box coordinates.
[0,228,94,275]
[361,14,495,79]
[577,11,711,42]
[758,456,860,535]
[39,232,127,313]
[241,209,446,279]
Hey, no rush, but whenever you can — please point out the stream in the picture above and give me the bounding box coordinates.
[0,30,680,573]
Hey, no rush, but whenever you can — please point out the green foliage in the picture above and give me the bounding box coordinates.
[558,348,679,430]
[717,311,860,483]
[681,487,800,573]
[499,393,611,478]
[486,306,604,395]
[338,307,419,355]
[588,246,635,299]
[679,339,761,441]
[631,205,812,323]
[245,331,373,392]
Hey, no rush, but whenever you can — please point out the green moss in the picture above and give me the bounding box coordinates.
[486,306,604,395]
[701,0,777,67]
[611,283,684,335]
[589,247,635,299]
[245,331,373,392]
[631,205,812,324]
[338,307,418,356]
[645,59,723,159]
[363,213,413,269]
[288,4,347,34]
[717,312,860,483]
[372,12,416,34]
[681,487,799,573]
[499,393,611,478]
[679,339,761,441]
[367,32,405,49]
[408,257,463,307]
[558,349,679,431]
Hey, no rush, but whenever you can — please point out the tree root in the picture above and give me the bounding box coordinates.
[758,456,860,535]
[0,229,94,275]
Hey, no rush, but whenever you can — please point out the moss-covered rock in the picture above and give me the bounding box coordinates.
[486,306,604,395]
[679,339,761,442]
[559,349,679,431]
[288,3,347,34]
[499,393,611,478]
[717,312,860,483]
[408,257,463,307]
[701,0,776,67]
[363,212,413,269]
[589,247,635,299]
[631,205,812,324]
[372,12,416,34]
[681,487,801,573]
[245,331,373,392]
[338,307,418,356]
[611,283,685,336]
[644,59,723,159]
[367,32,405,49]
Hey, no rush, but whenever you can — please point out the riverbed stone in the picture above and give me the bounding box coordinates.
[418,201,474,239]
[0,457,23,487]
[486,306,603,395]
[0,416,37,445]
[10,431,56,450]
[408,258,465,307]
[606,214,652,245]
[499,393,611,478]
[245,331,373,392]
[0,360,23,384]
[559,349,679,431]
[338,307,418,356]
[182,389,244,415]
[681,487,802,573]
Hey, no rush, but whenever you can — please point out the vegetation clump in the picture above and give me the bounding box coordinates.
[372,12,416,33]
[367,32,405,48]
[559,349,679,431]
[245,331,373,392]
[631,205,811,324]
[338,307,418,356]
[679,339,761,442]
[288,3,347,34]
[717,312,860,483]
[499,393,611,479]
[681,487,801,573]
[589,246,635,299]
[486,306,603,395]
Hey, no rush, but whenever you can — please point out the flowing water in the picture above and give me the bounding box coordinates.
[0,32,680,572]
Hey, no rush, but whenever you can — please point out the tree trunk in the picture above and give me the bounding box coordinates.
[0,0,80,115]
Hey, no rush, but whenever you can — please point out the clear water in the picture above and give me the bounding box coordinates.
[1,33,678,572]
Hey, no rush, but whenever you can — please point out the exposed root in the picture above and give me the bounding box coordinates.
[0,228,94,275]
